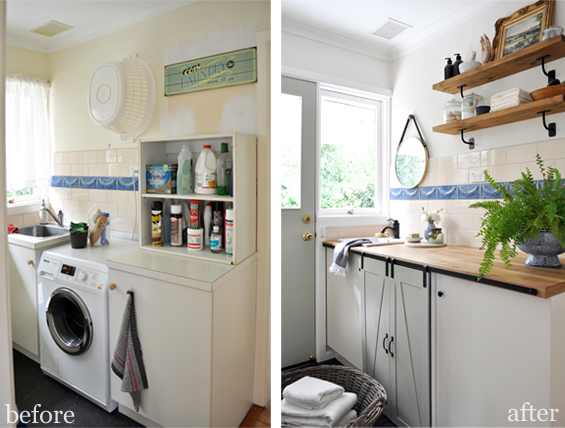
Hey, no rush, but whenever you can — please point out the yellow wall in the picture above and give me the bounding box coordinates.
[47,0,269,152]
[6,44,49,80]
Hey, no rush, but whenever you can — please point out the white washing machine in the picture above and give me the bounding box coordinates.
[37,238,137,412]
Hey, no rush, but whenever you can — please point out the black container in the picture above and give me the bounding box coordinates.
[70,231,88,249]
[453,53,463,76]
[476,105,491,115]
[444,57,453,79]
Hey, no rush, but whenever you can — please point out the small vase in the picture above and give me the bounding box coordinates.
[424,221,435,241]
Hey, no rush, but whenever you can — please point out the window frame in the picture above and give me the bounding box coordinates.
[317,84,389,218]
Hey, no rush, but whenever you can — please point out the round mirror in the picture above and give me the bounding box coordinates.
[395,136,428,188]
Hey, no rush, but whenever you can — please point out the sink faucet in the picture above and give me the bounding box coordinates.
[39,199,63,227]
[380,218,400,239]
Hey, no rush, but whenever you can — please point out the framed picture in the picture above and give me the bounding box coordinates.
[492,0,555,60]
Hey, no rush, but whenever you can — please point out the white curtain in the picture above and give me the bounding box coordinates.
[5,73,51,191]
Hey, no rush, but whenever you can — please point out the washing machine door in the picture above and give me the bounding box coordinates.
[46,287,93,355]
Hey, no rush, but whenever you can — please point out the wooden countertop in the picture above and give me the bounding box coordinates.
[324,241,565,298]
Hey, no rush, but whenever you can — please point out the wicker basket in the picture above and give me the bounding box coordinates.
[281,365,387,427]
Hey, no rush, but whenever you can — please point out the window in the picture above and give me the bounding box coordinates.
[280,93,302,209]
[319,87,388,215]
[6,74,51,204]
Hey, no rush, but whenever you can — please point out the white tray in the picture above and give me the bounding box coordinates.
[404,242,446,248]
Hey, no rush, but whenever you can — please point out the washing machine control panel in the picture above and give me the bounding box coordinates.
[57,263,107,290]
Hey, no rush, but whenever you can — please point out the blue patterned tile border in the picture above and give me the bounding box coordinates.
[390,179,563,200]
[437,185,458,200]
[51,176,137,191]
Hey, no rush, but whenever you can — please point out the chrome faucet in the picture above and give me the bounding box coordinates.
[39,199,64,227]
[380,218,400,239]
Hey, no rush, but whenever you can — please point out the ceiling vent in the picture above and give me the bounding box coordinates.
[371,18,411,40]
[30,21,73,38]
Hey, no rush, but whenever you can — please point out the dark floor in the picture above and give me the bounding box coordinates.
[282,358,396,428]
[12,350,144,427]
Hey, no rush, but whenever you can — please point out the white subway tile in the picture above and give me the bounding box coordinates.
[63,199,81,212]
[523,159,555,180]
[438,213,457,230]
[326,228,339,241]
[72,164,88,176]
[458,152,480,169]
[469,233,483,248]
[59,164,72,175]
[118,204,136,219]
[507,143,537,164]
[63,152,72,164]
[429,158,438,172]
[89,189,107,203]
[428,171,447,186]
[71,212,89,224]
[111,217,129,232]
[81,151,97,164]
[446,169,468,185]
[457,214,482,231]
[493,163,522,182]
[53,152,63,165]
[481,148,506,166]
[118,149,137,163]
[23,212,40,225]
[538,138,565,160]
[106,150,117,163]
[107,190,123,204]
[437,156,454,171]
[413,201,427,214]
[71,189,89,201]
[98,202,118,218]
[70,152,81,164]
[80,200,98,214]
[49,187,71,199]
[89,164,107,177]
[447,229,470,246]
[428,200,446,215]
[97,151,106,164]
[7,214,24,226]
[446,200,469,215]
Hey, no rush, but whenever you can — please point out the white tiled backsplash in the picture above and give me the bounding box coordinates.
[390,138,565,247]
[8,149,139,233]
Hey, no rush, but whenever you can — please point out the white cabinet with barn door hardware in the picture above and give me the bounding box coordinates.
[325,251,364,370]
[107,252,257,428]
[139,133,256,265]
[364,257,430,427]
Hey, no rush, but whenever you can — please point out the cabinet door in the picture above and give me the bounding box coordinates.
[8,244,39,359]
[108,269,213,427]
[435,274,550,427]
[326,251,364,369]
[364,259,394,413]
[393,265,430,427]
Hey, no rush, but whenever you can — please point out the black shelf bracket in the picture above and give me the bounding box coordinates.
[537,55,556,85]
[538,110,556,137]
[458,129,475,150]
[457,84,467,99]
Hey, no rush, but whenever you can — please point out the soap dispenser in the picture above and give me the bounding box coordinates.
[453,53,463,76]
[39,199,49,224]
[444,57,453,80]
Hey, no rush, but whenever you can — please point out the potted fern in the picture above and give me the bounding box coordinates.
[470,154,565,279]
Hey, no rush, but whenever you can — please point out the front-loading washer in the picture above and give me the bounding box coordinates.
[37,239,137,412]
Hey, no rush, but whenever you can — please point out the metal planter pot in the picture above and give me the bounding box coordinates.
[518,231,565,267]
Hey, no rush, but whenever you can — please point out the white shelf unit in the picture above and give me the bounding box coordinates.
[139,133,257,265]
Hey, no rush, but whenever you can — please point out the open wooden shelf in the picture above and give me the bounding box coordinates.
[141,193,233,203]
[432,95,565,135]
[433,35,565,95]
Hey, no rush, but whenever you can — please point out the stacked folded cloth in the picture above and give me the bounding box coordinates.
[282,376,358,427]
[490,87,532,112]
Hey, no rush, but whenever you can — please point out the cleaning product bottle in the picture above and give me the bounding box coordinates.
[177,144,194,195]
[195,145,217,194]
[212,201,224,250]
[216,143,232,196]
[170,204,183,247]
[225,208,234,259]
[444,57,453,80]
[210,226,222,254]
[203,202,212,247]
[151,201,163,247]
[453,53,463,76]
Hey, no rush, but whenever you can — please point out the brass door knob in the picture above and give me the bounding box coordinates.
[27,260,34,267]
[302,232,313,241]
[303,214,312,224]
[109,283,117,291]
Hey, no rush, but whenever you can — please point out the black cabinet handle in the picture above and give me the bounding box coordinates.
[382,333,389,354]
[390,258,395,279]
[388,335,394,358]
[385,257,389,277]
[438,291,444,297]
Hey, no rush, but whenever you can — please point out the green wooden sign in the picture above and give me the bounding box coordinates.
[165,47,257,96]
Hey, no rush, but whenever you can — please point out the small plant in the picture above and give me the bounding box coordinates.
[421,207,443,223]
[470,154,565,279]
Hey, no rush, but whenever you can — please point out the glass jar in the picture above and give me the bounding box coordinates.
[443,99,462,123]
[542,25,564,41]
[462,93,483,119]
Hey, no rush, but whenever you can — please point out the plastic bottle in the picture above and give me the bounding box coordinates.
[177,145,194,195]
[210,226,222,254]
[444,57,453,80]
[151,201,163,247]
[195,145,217,194]
[203,202,212,247]
[212,202,224,250]
[453,53,463,76]
[225,208,234,259]
[189,200,200,228]
[217,143,232,196]
[170,204,183,247]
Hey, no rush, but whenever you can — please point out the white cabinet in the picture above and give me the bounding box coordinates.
[8,243,40,361]
[433,274,565,428]
[139,133,256,265]
[325,251,364,370]
[107,251,257,428]
[364,257,430,427]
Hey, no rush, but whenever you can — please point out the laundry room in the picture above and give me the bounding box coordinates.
[0,1,271,427]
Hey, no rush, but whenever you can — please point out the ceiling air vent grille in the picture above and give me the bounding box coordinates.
[371,18,411,40]
[30,21,73,38]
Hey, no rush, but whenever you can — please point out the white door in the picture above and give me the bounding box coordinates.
[281,76,316,368]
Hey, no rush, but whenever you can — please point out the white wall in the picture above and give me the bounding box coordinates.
[390,0,565,159]
[282,31,391,89]
[6,45,48,80]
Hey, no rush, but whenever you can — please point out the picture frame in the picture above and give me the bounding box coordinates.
[492,0,555,60]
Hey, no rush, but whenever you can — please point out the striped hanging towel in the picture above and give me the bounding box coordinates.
[111,291,148,412]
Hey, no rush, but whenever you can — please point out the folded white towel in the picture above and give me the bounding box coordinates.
[283,376,345,410]
[491,95,531,108]
[333,409,357,427]
[491,87,531,101]
[281,392,358,427]
[491,98,532,111]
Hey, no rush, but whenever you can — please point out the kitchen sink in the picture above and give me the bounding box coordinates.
[338,237,405,247]
[18,224,69,237]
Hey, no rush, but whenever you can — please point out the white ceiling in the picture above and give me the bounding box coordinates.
[282,0,504,61]
[7,0,199,54]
